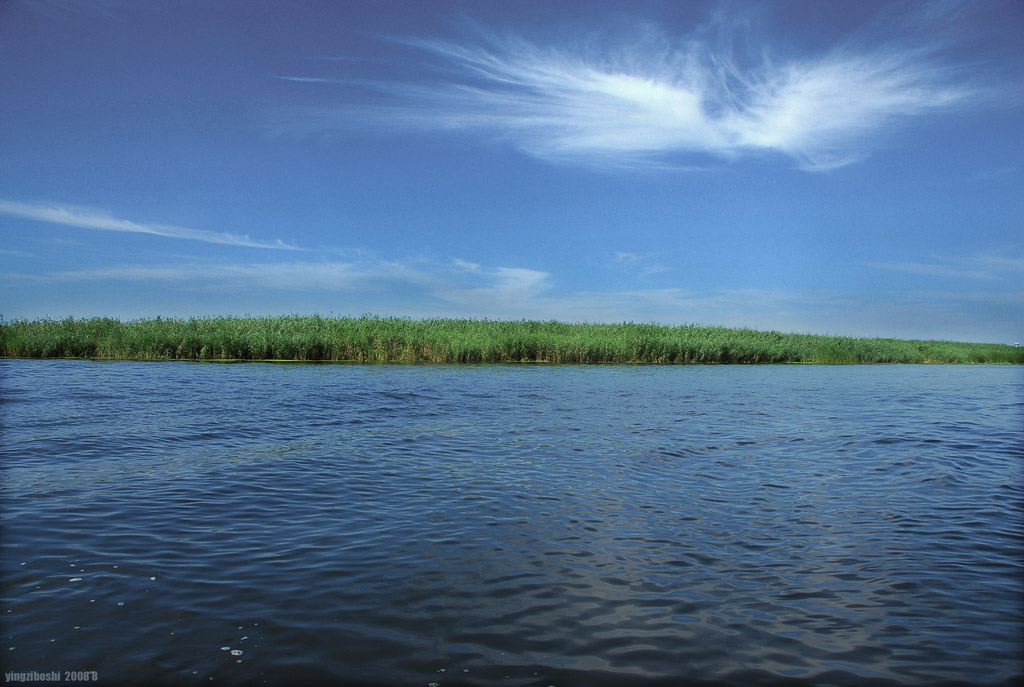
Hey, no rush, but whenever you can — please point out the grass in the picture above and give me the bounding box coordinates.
[0,315,1021,364]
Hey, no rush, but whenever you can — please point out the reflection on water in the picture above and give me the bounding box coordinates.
[1,361,1021,686]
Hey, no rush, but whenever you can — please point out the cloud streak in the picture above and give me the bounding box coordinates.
[7,255,1018,341]
[284,6,987,170]
[20,256,551,307]
[614,251,670,278]
[0,200,300,250]
[4,257,816,326]
[872,253,1024,280]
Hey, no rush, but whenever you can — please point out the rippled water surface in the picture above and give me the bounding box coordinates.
[1,361,1021,687]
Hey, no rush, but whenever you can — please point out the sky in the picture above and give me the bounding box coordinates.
[1,0,1022,343]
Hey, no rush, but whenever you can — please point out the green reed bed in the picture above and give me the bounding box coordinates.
[1,315,1021,364]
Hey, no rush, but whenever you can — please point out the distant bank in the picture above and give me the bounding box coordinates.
[1,315,1020,364]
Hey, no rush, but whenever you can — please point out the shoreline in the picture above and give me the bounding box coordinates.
[0,356,1019,366]
[1,315,1021,365]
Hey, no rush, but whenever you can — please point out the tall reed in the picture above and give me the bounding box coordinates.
[1,315,1021,364]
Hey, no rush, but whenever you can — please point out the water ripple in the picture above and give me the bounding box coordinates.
[1,361,1021,686]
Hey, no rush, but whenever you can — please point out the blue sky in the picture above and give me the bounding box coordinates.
[1,0,1022,343]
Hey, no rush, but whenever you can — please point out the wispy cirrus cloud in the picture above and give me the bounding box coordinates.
[31,260,411,290]
[17,255,550,306]
[0,200,300,250]
[299,55,376,63]
[273,75,351,85]
[0,248,36,258]
[280,4,993,170]
[614,251,670,278]
[14,0,128,18]
[871,261,996,280]
[871,253,1024,280]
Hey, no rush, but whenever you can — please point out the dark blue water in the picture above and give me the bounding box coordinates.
[1,361,1021,687]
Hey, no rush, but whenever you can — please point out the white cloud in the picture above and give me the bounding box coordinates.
[0,200,300,250]
[284,8,987,170]
[492,266,550,293]
[434,266,550,309]
[716,49,970,169]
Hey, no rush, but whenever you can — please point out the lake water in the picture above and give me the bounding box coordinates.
[1,360,1021,687]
